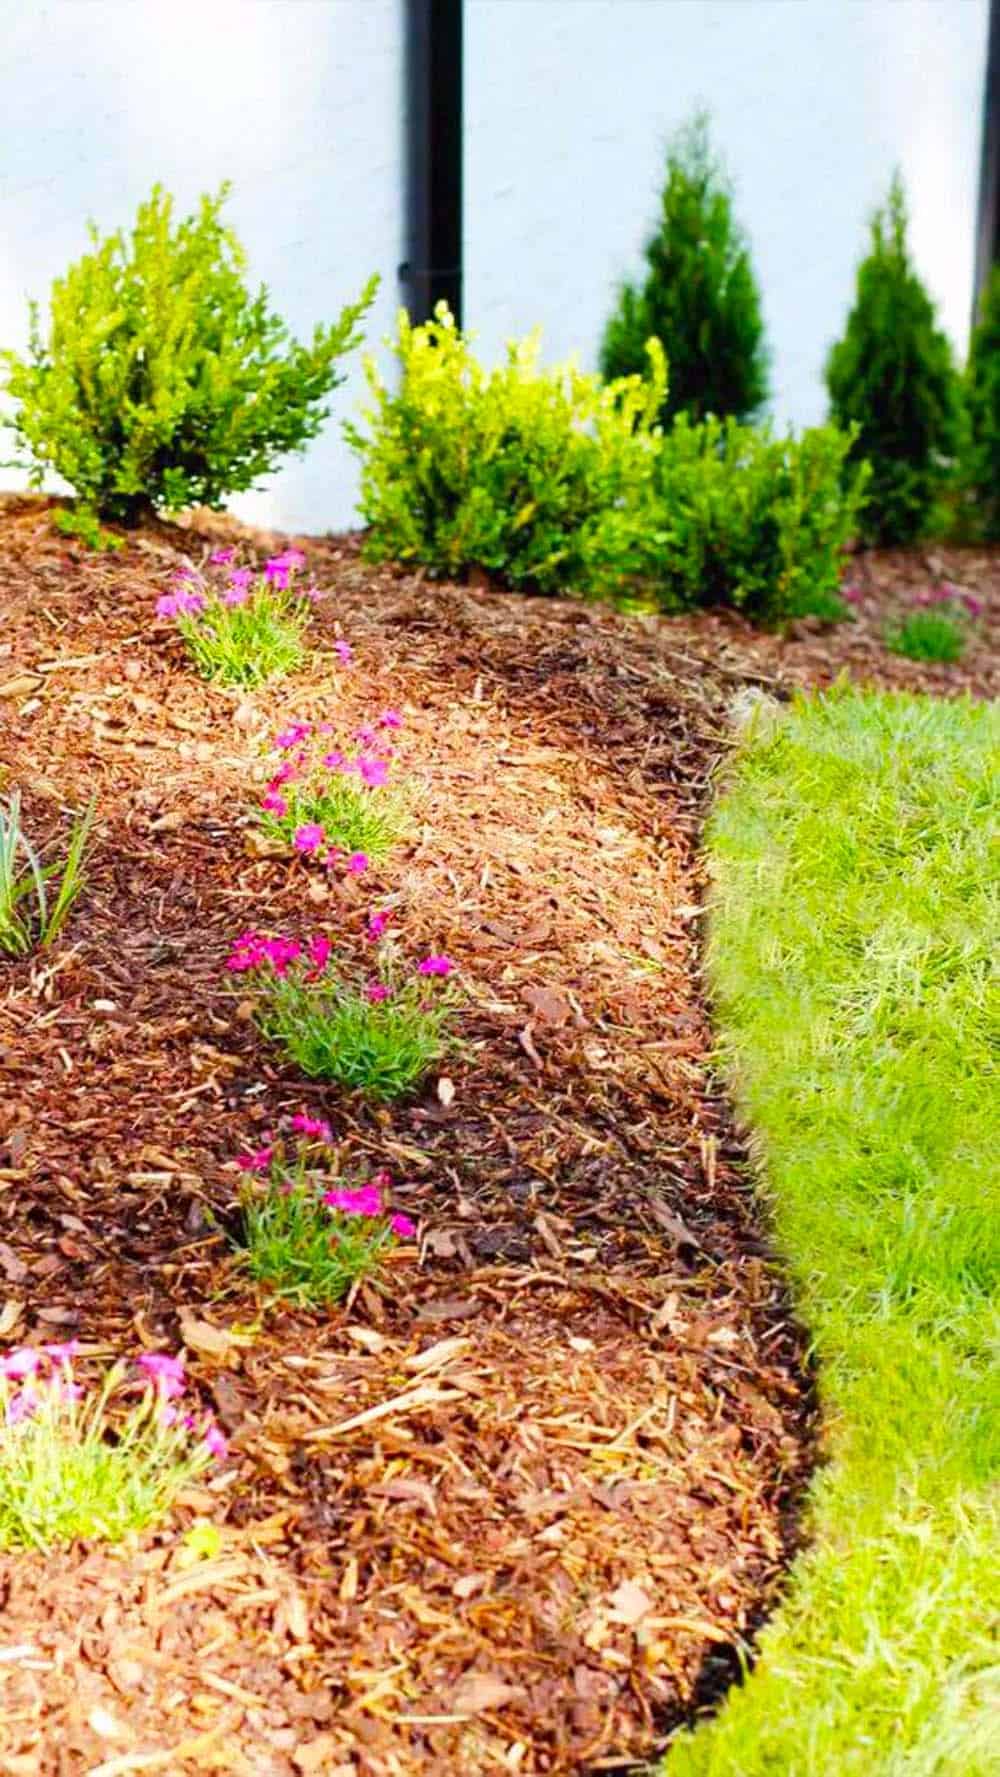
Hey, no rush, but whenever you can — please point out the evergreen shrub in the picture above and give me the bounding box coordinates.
[2,184,376,523]
[963,265,1000,539]
[825,175,963,546]
[600,111,769,426]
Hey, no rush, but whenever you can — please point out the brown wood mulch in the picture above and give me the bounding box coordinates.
[0,496,996,1776]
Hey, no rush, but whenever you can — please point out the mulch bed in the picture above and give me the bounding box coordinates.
[0,497,995,1775]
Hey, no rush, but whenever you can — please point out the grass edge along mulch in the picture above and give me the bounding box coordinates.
[666,686,1000,1775]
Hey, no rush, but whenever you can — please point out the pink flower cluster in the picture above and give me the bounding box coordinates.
[322,1164,415,1237]
[258,707,403,873]
[1,1340,82,1420]
[236,1141,276,1173]
[156,585,205,619]
[262,547,307,592]
[135,1350,227,1457]
[224,568,254,606]
[235,1125,417,1242]
[323,1179,414,1239]
[225,926,453,1003]
[291,1111,333,1141]
[226,931,327,978]
[913,581,984,618]
[0,1344,228,1460]
[155,546,316,620]
[418,955,454,976]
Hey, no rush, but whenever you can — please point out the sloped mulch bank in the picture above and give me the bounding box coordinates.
[0,498,993,1775]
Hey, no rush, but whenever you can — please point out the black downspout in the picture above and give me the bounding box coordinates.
[402,0,463,326]
[973,0,999,320]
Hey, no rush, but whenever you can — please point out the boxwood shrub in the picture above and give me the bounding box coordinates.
[349,305,867,626]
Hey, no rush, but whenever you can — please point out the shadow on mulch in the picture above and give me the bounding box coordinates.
[1,499,994,1773]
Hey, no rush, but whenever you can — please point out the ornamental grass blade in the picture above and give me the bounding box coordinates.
[39,793,97,948]
[0,792,42,955]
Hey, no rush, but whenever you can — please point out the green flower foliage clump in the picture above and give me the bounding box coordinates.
[600,111,770,427]
[825,175,963,547]
[962,264,1000,540]
[2,184,376,523]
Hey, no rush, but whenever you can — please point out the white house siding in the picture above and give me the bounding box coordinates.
[0,0,404,535]
[464,0,990,436]
[0,0,991,533]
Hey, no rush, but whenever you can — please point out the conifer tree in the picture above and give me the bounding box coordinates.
[825,174,963,546]
[600,112,769,426]
[963,264,1000,539]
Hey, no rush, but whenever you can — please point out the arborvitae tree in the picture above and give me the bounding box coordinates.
[600,112,769,426]
[963,265,1000,539]
[825,174,963,546]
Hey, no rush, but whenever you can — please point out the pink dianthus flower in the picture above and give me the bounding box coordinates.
[203,1421,228,1460]
[0,1348,43,1382]
[236,1144,274,1173]
[275,721,312,750]
[136,1352,187,1400]
[260,936,303,975]
[323,1184,382,1218]
[43,1340,81,1366]
[308,934,332,972]
[357,755,389,789]
[226,931,269,973]
[290,1112,332,1142]
[418,955,454,977]
[293,823,325,854]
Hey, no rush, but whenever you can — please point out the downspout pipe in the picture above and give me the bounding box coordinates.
[973,0,999,322]
[402,0,463,326]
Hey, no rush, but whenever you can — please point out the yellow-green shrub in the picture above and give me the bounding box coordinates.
[349,306,867,625]
[2,184,376,524]
[346,304,669,603]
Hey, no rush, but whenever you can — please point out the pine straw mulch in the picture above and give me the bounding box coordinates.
[0,497,995,1777]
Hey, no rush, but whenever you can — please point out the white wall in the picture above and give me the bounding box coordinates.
[0,0,990,532]
[0,0,404,534]
[464,0,990,433]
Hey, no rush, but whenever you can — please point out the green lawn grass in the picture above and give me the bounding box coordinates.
[666,686,999,1776]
